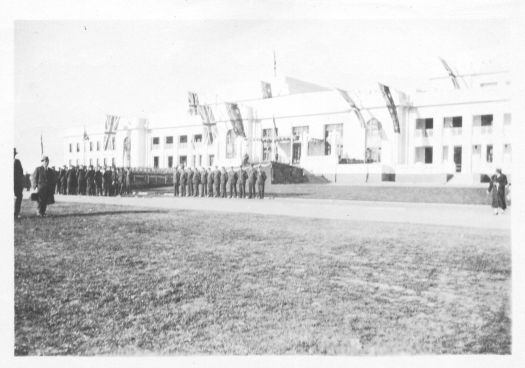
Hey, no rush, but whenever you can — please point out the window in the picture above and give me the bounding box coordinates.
[179,135,187,144]
[198,155,202,166]
[226,130,235,159]
[89,142,93,151]
[179,155,187,165]
[416,118,433,129]
[263,143,272,161]
[165,136,173,144]
[473,145,481,154]
[97,141,100,151]
[486,145,493,163]
[152,137,160,146]
[444,116,462,128]
[292,126,307,141]
[111,137,116,150]
[194,134,202,143]
[69,143,72,153]
[474,114,493,127]
[424,147,433,164]
[167,156,173,168]
[153,156,159,168]
[324,124,343,156]
[76,143,80,152]
[442,146,449,162]
[366,147,381,163]
[209,155,214,166]
[262,128,276,138]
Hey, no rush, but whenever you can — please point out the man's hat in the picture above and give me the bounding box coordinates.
[41,155,49,162]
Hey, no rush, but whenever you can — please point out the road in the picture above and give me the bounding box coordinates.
[50,193,510,230]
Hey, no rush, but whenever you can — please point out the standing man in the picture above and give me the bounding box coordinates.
[31,156,56,217]
[200,167,208,197]
[103,166,112,196]
[111,166,119,196]
[180,166,187,197]
[488,168,509,215]
[256,164,267,199]
[126,168,133,194]
[192,167,201,197]
[78,165,86,195]
[86,165,95,196]
[238,166,248,199]
[67,165,77,195]
[220,167,228,198]
[173,165,180,197]
[187,168,194,197]
[248,164,257,199]
[207,167,214,197]
[213,166,221,197]
[227,167,237,198]
[14,148,25,219]
[118,167,126,195]
[60,165,68,194]
[95,166,103,196]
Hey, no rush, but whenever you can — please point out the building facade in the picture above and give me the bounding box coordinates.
[63,74,511,184]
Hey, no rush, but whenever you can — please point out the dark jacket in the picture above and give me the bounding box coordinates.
[488,174,508,209]
[14,158,25,191]
[192,170,201,184]
[201,170,207,184]
[32,165,56,204]
[256,170,267,185]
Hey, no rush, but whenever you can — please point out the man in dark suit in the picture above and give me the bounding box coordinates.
[488,168,509,215]
[66,165,77,195]
[173,166,180,197]
[60,165,68,194]
[192,167,201,197]
[77,165,86,195]
[200,167,207,197]
[32,156,56,217]
[14,148,25,219]
[103,166,112,196]
[238,166,248,199]
[248,164,257,199]
[213,166,221,198]
[86,165,95,196]
[207,167,214,197]
[256,164,267,199]
[95,166,103,196]
[180,166,187,197]
[187,168,194,197]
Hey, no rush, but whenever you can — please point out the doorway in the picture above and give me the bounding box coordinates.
[453,146,462,172]
[292,143,301,164]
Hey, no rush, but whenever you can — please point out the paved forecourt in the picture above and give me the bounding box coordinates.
[51,193,510,230]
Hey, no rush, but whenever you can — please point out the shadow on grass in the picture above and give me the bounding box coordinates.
[37,210,168,218]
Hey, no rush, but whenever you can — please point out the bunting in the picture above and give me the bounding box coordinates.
[225,103,246,137]
[378,84,400,134]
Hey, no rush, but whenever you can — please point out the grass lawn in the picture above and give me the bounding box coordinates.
[14,200,510,355]
[153,184,492,205]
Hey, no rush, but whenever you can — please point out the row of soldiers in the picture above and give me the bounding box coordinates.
[53,165,133,196]
[173,164,267,199]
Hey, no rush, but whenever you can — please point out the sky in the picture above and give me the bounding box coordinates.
[13,2,514,168]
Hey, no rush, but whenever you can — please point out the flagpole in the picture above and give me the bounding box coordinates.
[40,130,44,156]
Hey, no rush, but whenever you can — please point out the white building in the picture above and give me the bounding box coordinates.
[63,73,511,184]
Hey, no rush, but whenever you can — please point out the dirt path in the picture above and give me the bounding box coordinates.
[50,193,510,230]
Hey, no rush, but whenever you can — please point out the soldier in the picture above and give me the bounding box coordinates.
[77,165,86,195]
[31,156,56,217]
[67,165,77,195]
[118,167,126,195]
[192,167,201,197]
[200,167,208,197]
[95,166,103,196]
[86,165,95,195]
[55,166,62,194]
[111,167,119,196]
[220,167,228,198]
[187,168,194,197]
[180,166,187,197]
[60,165,68,194]
[207,167,214,197]
[173,165,180,197]
[213,166,221,197]
[103,166,112,196]
[238,165,248,199]
[227,167,237,198]
[248,164,257,199]
[126,168,133,194]
[256,164,267,199]
[14,148,25,219]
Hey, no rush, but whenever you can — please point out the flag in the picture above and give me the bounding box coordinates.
[40,133,44,155]
[261,81,272,99]
[104,115,120,150]
[439,57,460,89]
[336,88,366,128]
[198,105,217,144]
[272,116,278,136]
[188,91,199,115]
[225,103,246,137]
[378,83,400,134]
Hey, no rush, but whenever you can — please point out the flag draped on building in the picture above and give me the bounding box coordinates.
[439,57,460,89]
[198,105,217,144]
[261,81,272,99]
[225,103,246,137]
[104,115,120,150]
[188,91,199,115]
[378,83,401,134]
[336,88,366,128]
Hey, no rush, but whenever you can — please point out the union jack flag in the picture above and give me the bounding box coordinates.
[104,115,120,150]
[225,103,245,138]
[198,105,217,144]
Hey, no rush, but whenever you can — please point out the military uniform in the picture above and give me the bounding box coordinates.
[60,166,68,194]
[78,167,86,195]
[173,168,180,197]
[220,169,228,198]
[256,167,267,199]
[103,167,112,196]
[67,166,77,195]
[126,169,132,194]
[118,168,126,195]
[238,167,247,199]
[95,168,103,196]
[192,169,200,197]
[180,169,187,197]
[213,168,221,197]
[200,168,207,197]
[248,166,257,199]
[207,169,214,197]
[227,169,237,198]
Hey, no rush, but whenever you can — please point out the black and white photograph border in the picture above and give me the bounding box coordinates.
[2,0,525,367]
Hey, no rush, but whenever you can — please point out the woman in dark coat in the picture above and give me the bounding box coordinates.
[487,168,508,215]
